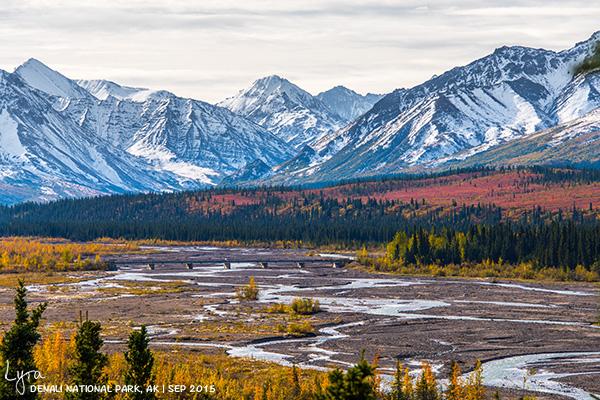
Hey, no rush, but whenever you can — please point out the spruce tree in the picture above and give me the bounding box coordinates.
[317,354,377,400]
[124,326,155,400]
[415,362,439,400]
[66,313,109,400]
[0,280,47,400]
[390,360,408,400]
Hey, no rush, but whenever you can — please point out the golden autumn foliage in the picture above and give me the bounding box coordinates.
[361,255,600,283]
[464,360,486,400]
[33,331,327,400]
[30,332,524,400]
[387,360,500,400]
[0,237,140,272]
[236,276,260,301]
[446,361,464,400]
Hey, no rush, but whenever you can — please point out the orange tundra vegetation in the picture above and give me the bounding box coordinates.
[184,170,600,216]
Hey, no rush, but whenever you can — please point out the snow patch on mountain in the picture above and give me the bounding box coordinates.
[127,142,219,185]
[219,75,346,150]
[15,58,89,99]
[317,86,383,121]
[0,109,26,158]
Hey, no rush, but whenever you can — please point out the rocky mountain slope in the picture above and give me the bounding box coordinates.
[316,86,382,122]
[0,59,292,203]
[453,107,600,169]
[218,75,347,150]
[262,32,600,184]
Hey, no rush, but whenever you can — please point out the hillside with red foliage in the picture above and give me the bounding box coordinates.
[186,170,600,213]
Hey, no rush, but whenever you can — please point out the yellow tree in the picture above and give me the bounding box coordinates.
[445,361,464,400]
[415,362,439,400]
[402,367,414,399]
[465,360,485,400]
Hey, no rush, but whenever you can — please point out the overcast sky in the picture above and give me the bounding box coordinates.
[1,0,599,103]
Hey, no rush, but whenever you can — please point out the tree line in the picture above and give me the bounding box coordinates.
[0,193,505,246]
[385,221,600,271]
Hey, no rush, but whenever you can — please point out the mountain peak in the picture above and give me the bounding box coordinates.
[256,74,288,84]
[317,86,383,122]
[77,79,153,101]
[222,74,312,112]
[15,58,88,99]
[19,57,46,69]
[322,85,358,96]
[580,30,600,45]
[249,75,305,98]
[219,75,345,150]
[491,44,543,57]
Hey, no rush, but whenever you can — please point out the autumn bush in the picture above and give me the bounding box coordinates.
[236,276,260,301]
[290,298,321,315]
[282,321,316,337]
[363,255,600,283]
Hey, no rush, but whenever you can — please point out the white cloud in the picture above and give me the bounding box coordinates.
[0,0,598,102]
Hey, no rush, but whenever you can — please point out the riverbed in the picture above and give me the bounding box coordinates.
[3,246,599,399]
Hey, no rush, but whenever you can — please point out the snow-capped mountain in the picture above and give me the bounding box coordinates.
[261,31,600,184]
[0,69,190,204]
[454,107,600,168]
[316,86,382,122]
[19,60,292,178]
[3,31,600,203]
[15,58,90,99]
[0,59,293,203]
[218,75,346,150]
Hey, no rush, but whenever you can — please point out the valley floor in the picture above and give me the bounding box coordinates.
[1,246,598,399]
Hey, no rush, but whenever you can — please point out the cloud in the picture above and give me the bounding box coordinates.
[0,0,598,102]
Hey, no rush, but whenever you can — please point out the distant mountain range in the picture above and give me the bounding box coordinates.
[257,32,600,185]
[1,31,600,204]
[0,59,292,203]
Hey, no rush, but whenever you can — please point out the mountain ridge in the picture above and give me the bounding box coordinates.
[218,75,348,150]
[2,31,600,203]
[0,60,293,203]
[255,31,600,185]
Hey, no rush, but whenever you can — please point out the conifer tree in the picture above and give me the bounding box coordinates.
[465,360,485,400]
[390,360,409,400]
[318,354,377,400]
[0,280,47,400]
[414,362,439,400]
[124,326,155,400]
[446,361,464,400]
[66,313,109,400]
[402,366,414,400]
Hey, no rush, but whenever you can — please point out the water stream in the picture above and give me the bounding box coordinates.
[38,251,600,399]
